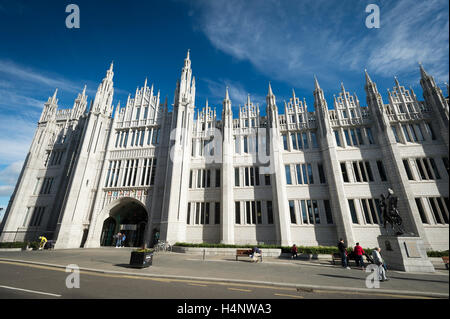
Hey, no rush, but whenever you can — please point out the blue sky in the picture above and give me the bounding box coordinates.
[0,0,448,220]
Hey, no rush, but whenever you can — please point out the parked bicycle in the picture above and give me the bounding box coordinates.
[154,240,172,252]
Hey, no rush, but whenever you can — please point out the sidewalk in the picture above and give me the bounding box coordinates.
[0,248,448,298]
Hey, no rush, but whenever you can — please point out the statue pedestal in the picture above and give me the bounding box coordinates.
[377,235,435,273]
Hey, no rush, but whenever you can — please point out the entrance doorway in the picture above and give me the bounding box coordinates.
[100,199,148,247]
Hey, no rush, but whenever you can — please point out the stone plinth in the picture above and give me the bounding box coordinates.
[377,235,435,273]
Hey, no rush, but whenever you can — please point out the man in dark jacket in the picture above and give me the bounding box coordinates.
[338,239,350,269]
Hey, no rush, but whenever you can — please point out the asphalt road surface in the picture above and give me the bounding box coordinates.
[0,261,439,300]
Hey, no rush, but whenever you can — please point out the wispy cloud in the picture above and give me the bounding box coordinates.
[202,78,265,108]
[190,0,449,89]
[0,114,36,165]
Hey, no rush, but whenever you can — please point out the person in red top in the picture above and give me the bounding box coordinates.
[291,244,298,259]
[353,243,365,269]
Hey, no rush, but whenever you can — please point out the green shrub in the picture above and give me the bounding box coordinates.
[174,242,373,255]
[427,250,449,257]
[0,242,28,249]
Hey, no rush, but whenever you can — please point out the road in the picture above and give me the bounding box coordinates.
[0,261,439,300]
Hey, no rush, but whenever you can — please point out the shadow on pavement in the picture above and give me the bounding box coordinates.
[318,274,365,281]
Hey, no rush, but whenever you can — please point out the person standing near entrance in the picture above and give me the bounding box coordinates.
[115,232,122,248]
[121,233,126,247]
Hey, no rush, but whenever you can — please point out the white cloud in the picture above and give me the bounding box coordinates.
[191,0,449,88]
[0,115,36,165]
[202,78,265,109]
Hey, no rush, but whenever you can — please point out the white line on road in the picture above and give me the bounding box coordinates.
[0,285,62,297]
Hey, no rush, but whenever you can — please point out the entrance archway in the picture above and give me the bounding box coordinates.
[100,198,148,247]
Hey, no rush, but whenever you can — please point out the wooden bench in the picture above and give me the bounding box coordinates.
[236,249,262,262]
[331,253,341,265]
[442,256,449,270]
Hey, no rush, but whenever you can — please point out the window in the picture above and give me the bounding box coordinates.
[318,164,326,184]
[195,202,200,224]
[403,160,414,180]
[289,200,296,224]
[215,202,220,224]
[366,127,375,144]
[29,207,45,227]
[285,165,292,185]
[429,158,440,179]
[344,130,351,146]
[348,199,359,224]
[324,200,333,224]
[301,200,308,224]
[424,123,436,140]
[376,161,387,181]
[391,126,400,143]
[415,198,428,224]
[311,132,318,148]
[302,132,309,149]
[189,170,193,188]
[341,163,349,182]
[350,129,358,146]
[353,162,361,182]
[215,169,221,187]
[312,200,320,224]
[235,136,240,154]
[282,134,288,150]
[243,136,248,153]
[428,198,444,224]
[307,164,314,184]
[235,168,240,187]
[291,133,298,150]
[414,124,425,141]
[443,157,449,176]
[186,203,191,224]
[334,130,341,147]
[204,202,210,224]
[264,174,270,186]
[235,202,241,224]
[267,201,273,224]
[256,201,262,224]
[365,162,374,181]
[402,125,412,142]
[356,128,364,145]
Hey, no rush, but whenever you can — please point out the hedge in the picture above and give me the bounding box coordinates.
[0,242,40,249]
[427,250,449,258]
[174,242,373,255]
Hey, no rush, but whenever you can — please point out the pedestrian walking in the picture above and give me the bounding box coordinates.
[291,244,298,259]
[372,247,388,281]
[354,242,365,269]
[338,238,350,269]
[121,233,126,247]
[115,232,122,248]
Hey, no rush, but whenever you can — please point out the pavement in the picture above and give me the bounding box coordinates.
[0,247,448,298]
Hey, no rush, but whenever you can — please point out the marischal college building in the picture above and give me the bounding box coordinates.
[0,52,448,251]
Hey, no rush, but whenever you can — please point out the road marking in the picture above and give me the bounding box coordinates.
[314,289,435,299]
[188,283,208,287]
[274,293,304,299]
[228,287,252,292]
[0,260,443,299]
[0,285,61,297]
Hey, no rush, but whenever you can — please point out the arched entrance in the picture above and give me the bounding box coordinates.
[100,198,148,247]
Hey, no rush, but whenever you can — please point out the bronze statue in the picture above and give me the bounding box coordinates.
[380,188,405,236]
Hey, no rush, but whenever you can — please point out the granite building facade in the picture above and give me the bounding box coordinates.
[1,52,448,250]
